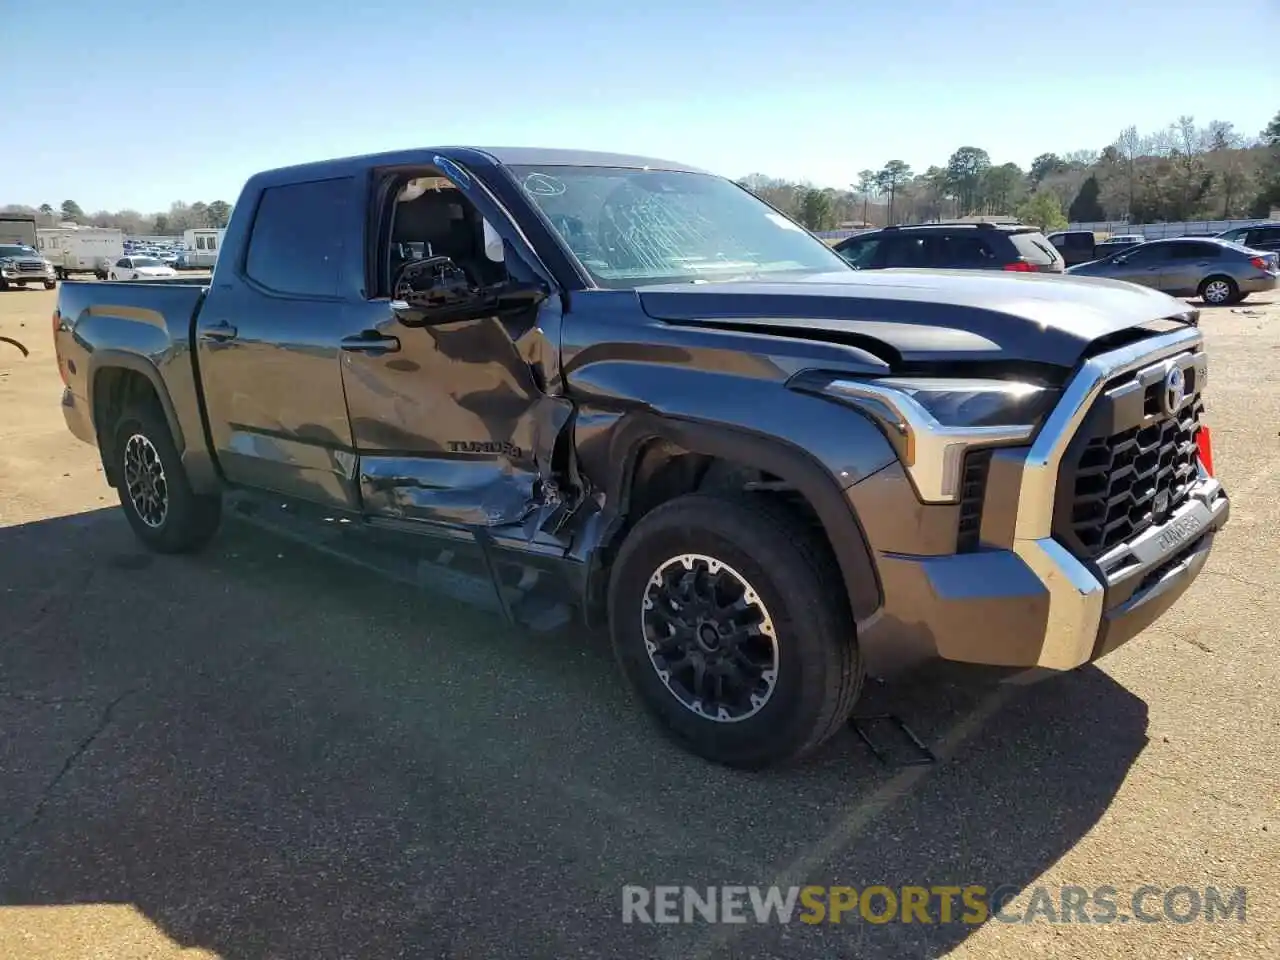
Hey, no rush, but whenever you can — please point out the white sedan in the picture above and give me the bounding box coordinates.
[108,256,178,281]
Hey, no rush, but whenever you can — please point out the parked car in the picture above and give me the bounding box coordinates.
[834,221,1064,272]
[1046,230,1097,267]
[0,243,57,290]
[1066,237,1279,305]
[54,146,1229,768]
[1094,234,1146,257]
[107,256,179,281]
[1214,222,1280,254]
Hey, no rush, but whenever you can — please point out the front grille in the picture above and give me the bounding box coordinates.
[956,449,991,553]
[1058,350,1205,560]
[17,260,46,272]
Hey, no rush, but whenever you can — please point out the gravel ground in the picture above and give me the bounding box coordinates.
[0,284,1276,959]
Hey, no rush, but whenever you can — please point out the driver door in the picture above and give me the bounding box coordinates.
[1107,243,1169,288]
[339,167,573,532]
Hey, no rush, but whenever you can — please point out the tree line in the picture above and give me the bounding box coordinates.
[740,110,1280,232]
[0,198,234,236]
[6,111,1280,238]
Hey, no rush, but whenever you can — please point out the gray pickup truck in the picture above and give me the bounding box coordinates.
[53,147,1230,767]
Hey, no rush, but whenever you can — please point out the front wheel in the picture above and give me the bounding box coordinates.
[1199,275,1239,306]
[608,494,862,768]
[44,280,56,290]
[111,402,222,552]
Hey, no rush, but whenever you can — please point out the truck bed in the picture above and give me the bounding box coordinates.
[54,279,212,468]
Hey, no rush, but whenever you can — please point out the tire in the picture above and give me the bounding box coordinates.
[1199,275,1239,306]
[44,281,56,290]
[111,402,221,553]
[607,493,862,768]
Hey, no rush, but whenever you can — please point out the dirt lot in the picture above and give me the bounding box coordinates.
[1,283,1277,959]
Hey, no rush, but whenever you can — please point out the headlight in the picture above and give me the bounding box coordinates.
[798,375,1060,502]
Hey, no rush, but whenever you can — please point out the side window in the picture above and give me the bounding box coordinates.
[882,235,928,268]
[933,234,993,266]
[1123,244,1168,264]
[1247,227,1278,246]
[837,237,880,267]
[207,235,217,251]
[245,178,351,297]
[117,258,130,268]
[381,173,510,297]
[196,236,206,250]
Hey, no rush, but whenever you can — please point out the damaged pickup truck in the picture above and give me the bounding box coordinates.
[53,147,1230,767]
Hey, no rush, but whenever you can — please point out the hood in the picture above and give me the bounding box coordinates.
[637,269,1195,368]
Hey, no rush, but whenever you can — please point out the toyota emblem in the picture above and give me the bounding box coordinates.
[1162,365,1186,416]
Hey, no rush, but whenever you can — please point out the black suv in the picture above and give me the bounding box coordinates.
[834,221,1065,273]
[1216,222,1280,254]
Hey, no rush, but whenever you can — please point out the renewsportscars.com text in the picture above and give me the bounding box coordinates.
[621,884,1247,926]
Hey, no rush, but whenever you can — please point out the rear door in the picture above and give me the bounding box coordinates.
[1159,240,1219,296]
[193,176,365,510]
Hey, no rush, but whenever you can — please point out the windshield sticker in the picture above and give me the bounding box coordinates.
[433,156,472,190]
[765,212,804,232]
[523,173,567,197]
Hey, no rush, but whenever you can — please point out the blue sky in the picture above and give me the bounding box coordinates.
[5,0,1277,212]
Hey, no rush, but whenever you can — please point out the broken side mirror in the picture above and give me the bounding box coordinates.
[392,255,549,327]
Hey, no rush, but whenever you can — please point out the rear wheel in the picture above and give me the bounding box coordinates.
[608,494,862,768]
[111,402,221,553]
[1199,275,1239,306]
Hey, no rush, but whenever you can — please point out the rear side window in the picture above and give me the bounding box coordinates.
[1010,232,1062,265]
[882,235,929,267]
[245,178,351,297]
[1247,226,1280,246]
[931,234,995,266]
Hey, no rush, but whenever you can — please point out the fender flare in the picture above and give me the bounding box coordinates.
[86,350,187,456]
[586,412,884,625]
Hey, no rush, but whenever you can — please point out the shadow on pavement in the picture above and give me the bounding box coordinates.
[0,507,1149,959]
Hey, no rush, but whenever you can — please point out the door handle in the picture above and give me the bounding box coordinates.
[199,321,238,341]
[341,331,401,353]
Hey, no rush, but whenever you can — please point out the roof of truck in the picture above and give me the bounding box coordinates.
[250,146,708,187]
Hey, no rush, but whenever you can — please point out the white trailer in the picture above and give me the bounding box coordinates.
[182,227,226,269]
[37,226,125,279]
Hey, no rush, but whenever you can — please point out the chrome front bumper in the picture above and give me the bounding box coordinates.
[1012,325,1224,670]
